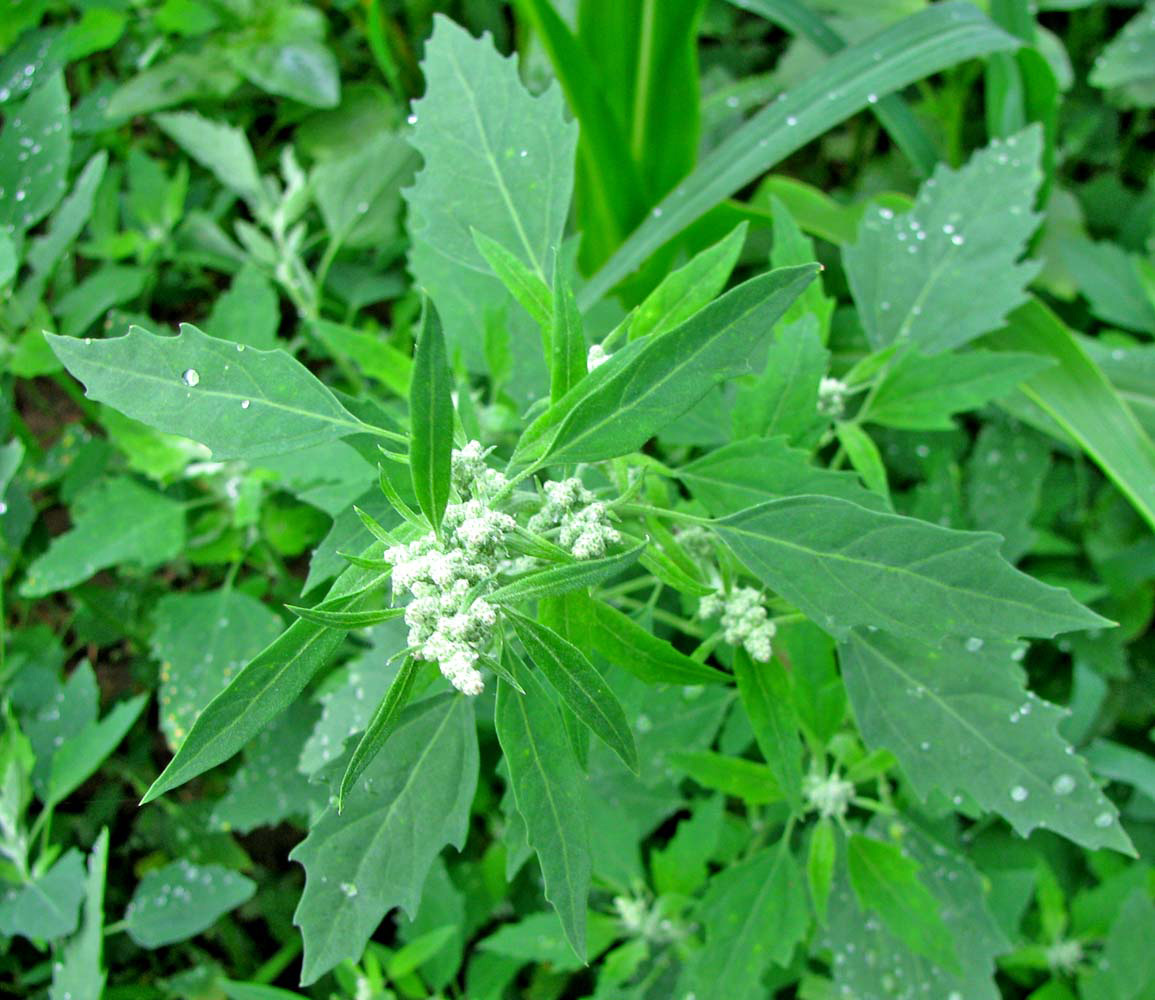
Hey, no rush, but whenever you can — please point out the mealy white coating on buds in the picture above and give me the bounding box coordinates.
[586,343,611,372]
[1045,939,1084,975]
[699,586,777,662]
[451,440,508,498]
[818,376,849,418]
[804,770,856,819]
[674,524,715,562]
[385,491,514,696]
[528,477,621,560]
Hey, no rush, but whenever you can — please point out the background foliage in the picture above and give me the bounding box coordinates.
[3,1,1155,998]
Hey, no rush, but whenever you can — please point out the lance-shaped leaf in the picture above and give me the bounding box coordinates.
[286,606,405,629]
[824,825,1009,1000]
[714,495,1107,643]
[337,656,422,810]
[50,830,109,1000]
[581,3,1017,304]
[840,630,1135,855]
[141,547,393,803]
[409,303,453,531]
[473,229,552,329]
[732,648,804,814]
[676,837,809,1000]
[485,543,644,605]
[845,127,1043,355]
[45,695,147,809]
[591,602,730,686]
[539,265,818,466]
[847,834,957,970]
[505,609,637,772]
[47,325,373,461]
[680,436,887,515]
[495,669,590,961]
[291,695,478,984]
[404,15,576,364]
[549,263,585,403]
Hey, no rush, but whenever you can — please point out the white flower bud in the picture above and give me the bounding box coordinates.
[818,376,848,418]
[587,344,611,372]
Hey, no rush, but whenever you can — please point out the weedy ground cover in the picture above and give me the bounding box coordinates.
[3,1,1155,998]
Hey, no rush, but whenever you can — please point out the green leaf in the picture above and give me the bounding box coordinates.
[1055,237,1155,334]
[479,910,620,974]
[733,0,939,175]
[651,796,724,897]
[21,476,185,597]
[50,830,109,1000]
[337,655,422,810]
[836,422,890,499]
[409,302,454,532]
[45,695,146,809]
[0,72,71,236]
[845,127,1043,354]
[404,15,576,364]
[231,39,339,108]
[591,602,731,686]
[485,543,644,606]
[472,229,552,329]
[291,695,478,984]
[866,350,1052,430]
[732,648,804,814]
[549,263,585,404]
[676,837,809,1000]
[539,266,817,466]
[985,298,1155,532]
[824,825,1009,999]
[581,3,1017,303]
[125,860,256,948]
[506,609,637,773]
[495,668,590,961]
[211,700,323,834]
[312,133,412,250]
[1076,889,1155,1000]
[286,605,403,629]
[0,850,85,942]
[807,818,836,923]
[847,834,957,969]
[150,587,284,752]
[205,264,280,351]
[966,418,1050,560]
[680,436,887,515]
[627,223,748,342]
[141,549,392,803]
[715,495,1106,643]
[47,325,372,462]
[154,111,264,207]
[732,315,828,442]
[1090,3,1155,96]
[312,320,412,397]
[841,630,1135,855]
[669,749,781,803]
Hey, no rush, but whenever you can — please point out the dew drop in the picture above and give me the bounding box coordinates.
[1052,774,1076,796]
[867,93,878,104]
[786,115,798,126]
[879,207,894,221]
[635,714,653,733]
[519,148,528,158]
[1010,785,1028,802]
[1094,811,1114,828]
[651,207,663,218]
[340,881,359,898]
[406,113,417,125]
[965,637,984,653]
[950,234,965,246]
[181,368,200,387]
[241,399,251,409]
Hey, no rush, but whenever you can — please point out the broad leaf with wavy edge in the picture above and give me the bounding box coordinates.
[714,495,1107,643]
[48,325,376,462]
[291,695,478,984]
[841,630,1134,854]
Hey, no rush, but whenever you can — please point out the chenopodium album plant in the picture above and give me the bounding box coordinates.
[32,8,1151,998]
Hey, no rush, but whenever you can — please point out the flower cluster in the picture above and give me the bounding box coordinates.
[528,477,621,560]
[384,444,515,696]
[698,586,777,662]
[451,439,508,498]
[818,376,848,418]
[803,770,856,819]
